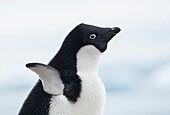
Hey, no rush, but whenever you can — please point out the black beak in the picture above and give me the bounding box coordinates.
[105,27,121,42]
[111,27,121,34]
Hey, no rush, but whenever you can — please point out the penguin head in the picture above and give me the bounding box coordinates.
[64,23,121,52]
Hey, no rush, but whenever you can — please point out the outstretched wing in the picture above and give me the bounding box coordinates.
[26,63,64,95]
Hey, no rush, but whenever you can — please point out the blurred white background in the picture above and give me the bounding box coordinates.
[0,0,170,115]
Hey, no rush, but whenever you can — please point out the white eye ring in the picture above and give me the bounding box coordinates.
[89,34,96,39]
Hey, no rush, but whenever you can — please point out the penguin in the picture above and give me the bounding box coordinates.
[19,23,121,115]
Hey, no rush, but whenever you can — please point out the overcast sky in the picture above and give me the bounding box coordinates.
[1,0,170,78]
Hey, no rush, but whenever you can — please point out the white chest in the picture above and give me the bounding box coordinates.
[49,45,106,115]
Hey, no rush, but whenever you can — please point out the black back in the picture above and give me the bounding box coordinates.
[19,81,51,115]
[19,24,83,115]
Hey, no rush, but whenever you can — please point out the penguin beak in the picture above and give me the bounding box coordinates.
[111,27,121,34]
[105,27,121,42]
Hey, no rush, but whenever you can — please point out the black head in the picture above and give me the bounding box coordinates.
[63,23,121,52]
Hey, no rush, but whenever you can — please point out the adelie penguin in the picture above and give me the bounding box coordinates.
[19,23,121,115]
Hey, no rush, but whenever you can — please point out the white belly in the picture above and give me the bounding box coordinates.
[49,74,106,115]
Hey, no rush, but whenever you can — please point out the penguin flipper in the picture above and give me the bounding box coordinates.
[26,63,64,95]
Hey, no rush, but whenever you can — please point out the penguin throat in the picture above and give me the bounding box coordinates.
[76,45,102,75]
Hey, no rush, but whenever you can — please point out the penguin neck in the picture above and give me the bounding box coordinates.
[49,45,101,77]
[76,45,101,75]
[49,37,82,77]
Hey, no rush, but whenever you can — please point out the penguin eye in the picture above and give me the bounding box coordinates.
[89,34,96,39]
